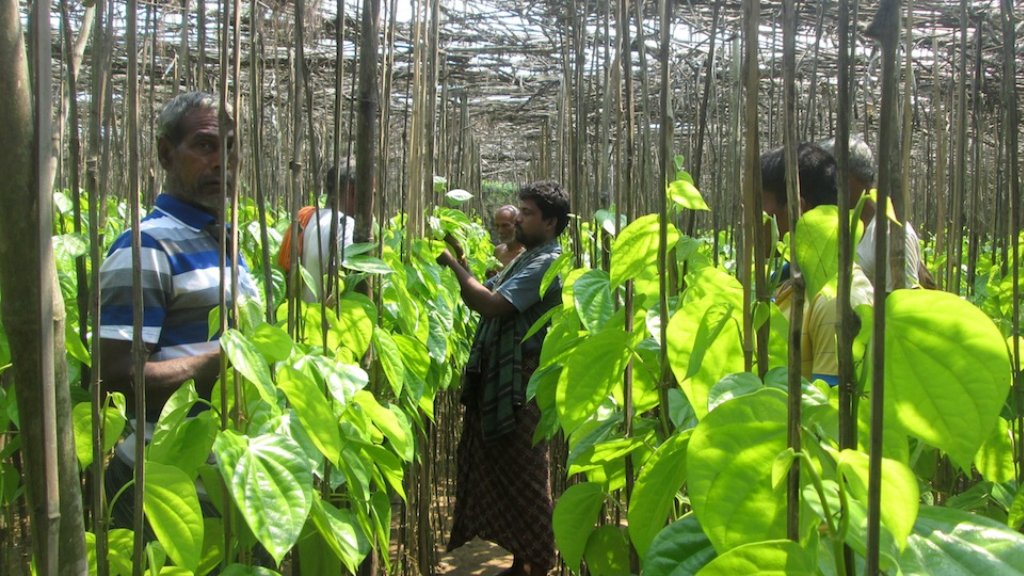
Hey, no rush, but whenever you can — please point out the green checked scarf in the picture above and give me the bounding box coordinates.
[463,244,552,442]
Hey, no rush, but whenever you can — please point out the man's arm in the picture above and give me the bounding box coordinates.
[437,249,517,319]
[99,338,221,416]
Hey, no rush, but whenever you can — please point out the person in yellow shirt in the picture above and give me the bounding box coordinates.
[760,143,874,385]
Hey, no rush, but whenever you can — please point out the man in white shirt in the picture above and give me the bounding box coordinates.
[820,137,927,290]
[278,162,357,303]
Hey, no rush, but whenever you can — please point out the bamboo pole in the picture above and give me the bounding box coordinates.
[948,1,968,294]
[656,0,674,440]
[780,0,804,543]
[689,2,721,239]
[966,18,982,294]
[865,1,900,571]
[803,2,825,141]
[249,3,274,323]
[743,0,769,376]
[998,0,1021,482]
[87,0,111,571]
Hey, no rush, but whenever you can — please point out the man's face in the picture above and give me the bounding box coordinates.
[159,107,236,214]
[515,198,554,248]
[761,191,789,236]
[494,209,516,244]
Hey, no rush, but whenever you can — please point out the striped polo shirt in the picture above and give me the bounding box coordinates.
[99,193,260,360]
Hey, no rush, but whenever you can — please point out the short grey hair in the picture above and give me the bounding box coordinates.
[326,158,356,195]
[156,91,231,144]
[819,135,876,186]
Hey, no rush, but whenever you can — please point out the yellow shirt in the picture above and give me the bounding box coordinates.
[775,267,874,381]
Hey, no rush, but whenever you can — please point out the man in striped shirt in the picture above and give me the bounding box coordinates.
[99,92,258,457]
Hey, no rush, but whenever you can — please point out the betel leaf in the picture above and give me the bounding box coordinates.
[667,175,710,212]
[334,296,375,359]
[643,515,716,576]
[540,251,573,302]
[573,269,614,333]
[72,398,126,469]
[212,430,313,564]
[342,254,393,275]
[143,461,203,572]
[696,539,816,576]
[885,290,1011,468]
[610,214,681,289]
[372,330,405,397]
[556,328,630,436]
[583,525,631,576]
[552,482,605,572]
[707,372,762,413]
[353,391,414,462]
[794,205,839,300]
[900,505,1024,575]
[666,295,744,420]
[310,356,368,408]
[249,322,293,364]
[220,329,277,404]
[220,565,282,576]
[310,494,371,573]
[277,364,342,465]
[837,449,918,551]
[147,411,218,479]
[445,188,473,203]
[688,388,788,551]
[974,416,1015,483]
[686,303,737,381]
[628,429,692,558]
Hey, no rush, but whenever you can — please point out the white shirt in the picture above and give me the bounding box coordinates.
[301,208,355,302]
[857,219,921,291]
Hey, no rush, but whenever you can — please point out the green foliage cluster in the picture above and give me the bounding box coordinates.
[2,177,1023,574]
[545,190,1023,575]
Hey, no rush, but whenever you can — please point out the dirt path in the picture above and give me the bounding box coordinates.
[434,538,513,575]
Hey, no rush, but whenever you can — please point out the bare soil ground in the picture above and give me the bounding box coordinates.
[434,538,513,575]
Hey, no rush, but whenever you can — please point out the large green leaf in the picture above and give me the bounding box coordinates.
[393,333,431,382]
[72,396,126,469]
[373,330,405,397]
[334,295,375,358]
[553,482,605,572]
[885,290,1011,468]
[667,175,709,212]
[277,365,342,465]
[221,329,277,404]
[573,269,614,333]
[793,205,839,300]
[310,356,368,408]
[556,328,630,436]
[220,565,282,576]
[837,449,918,551]
[666,297,744,420]
[353,391,414,462]
[643,515,717,576]
[696,540,816,576]
[688,389,788,551]
[310,495,371,573]
[213,430,313,564]
[143,461,203,572]
[610,214,680,288]
[584,525,631,576]
[974,416,1015,483]
[900,505,1024,575]
[628,429,692,558]
[685,303,737,381]
[147,411,218,479]
[249,322,294,363]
